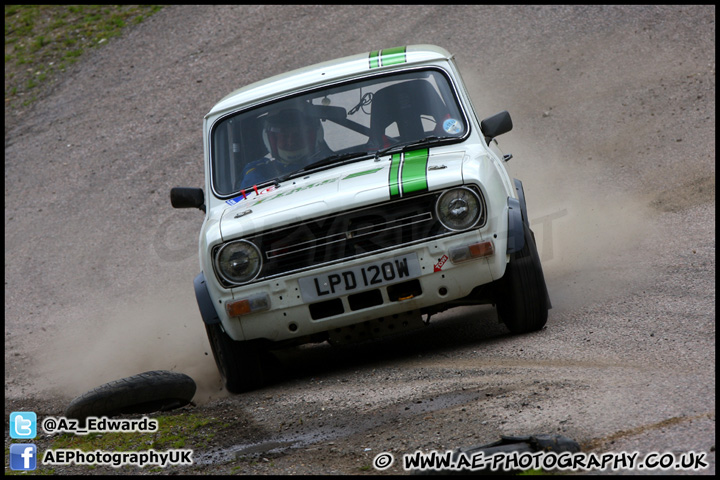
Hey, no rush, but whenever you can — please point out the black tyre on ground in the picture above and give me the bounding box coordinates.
[64,370,196,422]
[205,321,266,394]
[496,224,550,333]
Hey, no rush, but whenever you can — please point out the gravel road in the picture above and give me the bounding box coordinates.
[5,5,715,475]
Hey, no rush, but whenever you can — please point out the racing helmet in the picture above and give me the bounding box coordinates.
[262,108,324,164]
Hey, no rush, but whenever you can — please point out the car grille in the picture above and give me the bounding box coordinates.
[216,187,485,288]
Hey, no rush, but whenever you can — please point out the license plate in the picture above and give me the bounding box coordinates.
[298,253,422,303]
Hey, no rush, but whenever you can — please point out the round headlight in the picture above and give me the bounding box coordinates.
[216,240,262,284]
[436,187,482,231]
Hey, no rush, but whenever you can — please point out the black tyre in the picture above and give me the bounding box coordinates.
[65,370,196,422]
[497,225,550,333]
[205,321,266,394]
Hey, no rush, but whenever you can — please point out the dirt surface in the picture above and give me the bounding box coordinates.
[5,5,715,475]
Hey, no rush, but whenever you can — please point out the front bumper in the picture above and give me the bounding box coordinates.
[215,226,508,343]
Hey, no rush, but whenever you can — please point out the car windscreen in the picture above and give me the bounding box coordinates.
[210,68,468,198]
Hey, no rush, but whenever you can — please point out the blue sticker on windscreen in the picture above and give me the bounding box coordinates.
[226,196,245,206]
[443,118,463,134]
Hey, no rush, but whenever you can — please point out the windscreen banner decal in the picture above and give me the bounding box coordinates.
[389,148,430,199]
[226,178,338,206]
[226,184,270,205]
[369,46,407,69]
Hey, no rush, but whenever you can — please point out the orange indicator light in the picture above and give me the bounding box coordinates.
[225,293,270,318]
[469,241,494,258]
[226,299,252,317]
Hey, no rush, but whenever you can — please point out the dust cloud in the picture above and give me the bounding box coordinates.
[517,142,658,312]
[32,286,228,406]
[462,70,662,313]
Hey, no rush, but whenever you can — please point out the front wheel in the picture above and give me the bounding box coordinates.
[205,322,266,394]
[496,225,550,334]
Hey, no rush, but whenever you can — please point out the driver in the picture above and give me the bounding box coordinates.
[241,108,331,188]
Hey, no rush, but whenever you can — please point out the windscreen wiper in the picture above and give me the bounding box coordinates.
[274,151,374,184]
[374,135,456,158]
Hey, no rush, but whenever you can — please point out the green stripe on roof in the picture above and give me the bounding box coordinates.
[369,50,380,69]
[369,46,406,69]
[380,46,406,66]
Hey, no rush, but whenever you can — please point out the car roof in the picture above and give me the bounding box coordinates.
[206,44,453,118]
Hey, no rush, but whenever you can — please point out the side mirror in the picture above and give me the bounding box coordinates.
[480,110,513,144]
[171,187,205,212]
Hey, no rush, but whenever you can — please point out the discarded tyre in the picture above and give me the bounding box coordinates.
[65,370,196,421]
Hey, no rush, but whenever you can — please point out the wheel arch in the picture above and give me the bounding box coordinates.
[513,178,530,226]
[506,197,525,254]
[194,272,222,325]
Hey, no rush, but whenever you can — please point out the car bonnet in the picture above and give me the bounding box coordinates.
[218,148,467,241]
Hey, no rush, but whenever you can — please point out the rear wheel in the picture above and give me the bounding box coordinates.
[205,322,266,393]
[496,225,549,333]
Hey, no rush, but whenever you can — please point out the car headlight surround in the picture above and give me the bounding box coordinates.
[435,186,483,231]
[215,239,262,285]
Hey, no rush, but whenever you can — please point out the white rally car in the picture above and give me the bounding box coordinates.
[171,45,550,393]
